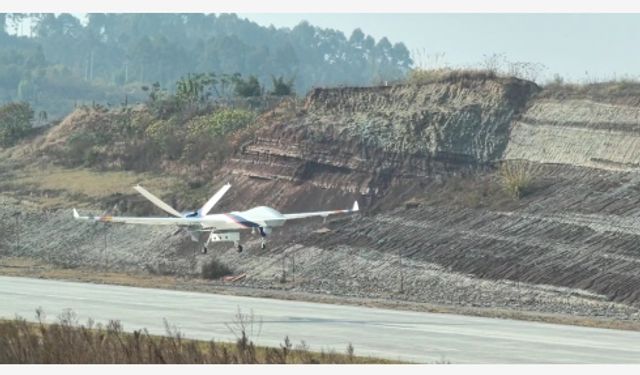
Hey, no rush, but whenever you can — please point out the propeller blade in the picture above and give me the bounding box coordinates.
[200,183,231,216]
[133,185,182,218]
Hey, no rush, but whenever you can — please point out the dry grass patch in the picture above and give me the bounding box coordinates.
[406,68,498,85]
[13,166,178,199]
[499,160,539,199]
[0,310,396,364]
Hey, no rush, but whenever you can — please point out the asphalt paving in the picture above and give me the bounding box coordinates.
[1,275,639,363]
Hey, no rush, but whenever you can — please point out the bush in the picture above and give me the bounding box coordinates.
[0,102,33,147]
[201,258,234,279]
[269,75,295,96]
[499,160,537,199]
[233,75,262,97]
[188,108,255,137]
[406,68,497,85]
[181,108,255,165]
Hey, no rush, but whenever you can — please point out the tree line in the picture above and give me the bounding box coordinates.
[0,13,412,119]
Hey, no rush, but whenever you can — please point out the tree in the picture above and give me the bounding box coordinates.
[233,75,262,97]
[0,13,414,119]
[269,75,295,96]
[0,102,33,147]
[0,14,6,35]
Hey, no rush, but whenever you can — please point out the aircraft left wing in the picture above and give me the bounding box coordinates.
[282,201,359,221]
[73,209,197,226]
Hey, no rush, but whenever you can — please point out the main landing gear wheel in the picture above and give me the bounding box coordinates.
[261,242,266,250]
[202,246,208,254]
[237,244,243,253]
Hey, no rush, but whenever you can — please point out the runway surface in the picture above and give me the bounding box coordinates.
[1,275,639,363]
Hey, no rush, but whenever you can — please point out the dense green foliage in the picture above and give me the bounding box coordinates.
[233,75,262,97]
[0,101,33,146]
[270,75,295,96]
[54,91,260,173]
[0,13,412,119]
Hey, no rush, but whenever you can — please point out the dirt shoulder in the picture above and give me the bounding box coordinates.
[2,256,639,332]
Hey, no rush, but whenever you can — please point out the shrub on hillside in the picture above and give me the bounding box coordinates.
[181,108,255,164]
[406,68,497,85]
[188,108,255,137]
[233,75,262,97]
[499,160,538,199]
[269,75,295,96]
[201,257,234,280]
[0,102,33,147]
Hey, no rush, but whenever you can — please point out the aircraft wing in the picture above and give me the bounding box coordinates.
[73,209,197,226]
[282,201,359,221]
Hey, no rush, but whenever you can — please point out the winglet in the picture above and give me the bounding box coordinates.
[352,201,359,212]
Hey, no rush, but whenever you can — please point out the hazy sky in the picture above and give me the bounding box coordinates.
[239,13,640,83]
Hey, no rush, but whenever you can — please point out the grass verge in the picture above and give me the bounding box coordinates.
[0,310,395,364]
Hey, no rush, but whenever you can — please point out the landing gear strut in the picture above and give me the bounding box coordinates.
[258,227,269,250]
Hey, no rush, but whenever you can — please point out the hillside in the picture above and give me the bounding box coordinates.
[2,73,640,325]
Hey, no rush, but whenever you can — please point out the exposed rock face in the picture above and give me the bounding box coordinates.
[505,96,640,170]
[226,78,539,199]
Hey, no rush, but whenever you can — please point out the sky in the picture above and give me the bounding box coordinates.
[238,13,640,83]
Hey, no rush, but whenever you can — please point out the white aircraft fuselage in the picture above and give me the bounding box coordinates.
[73,183,358,253]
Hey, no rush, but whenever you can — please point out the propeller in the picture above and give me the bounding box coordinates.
[134,185,182,217]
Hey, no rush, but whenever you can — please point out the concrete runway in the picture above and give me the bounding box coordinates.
[1,276,639,363]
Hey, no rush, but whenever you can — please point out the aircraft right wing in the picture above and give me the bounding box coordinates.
[282,201,359,221]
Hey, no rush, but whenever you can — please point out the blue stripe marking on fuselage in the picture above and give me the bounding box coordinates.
[225,213,260,228]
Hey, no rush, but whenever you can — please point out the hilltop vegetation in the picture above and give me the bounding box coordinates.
[0,13,412,119]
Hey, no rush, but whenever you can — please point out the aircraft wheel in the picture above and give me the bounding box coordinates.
[202,246,208,254]
[261,242,266,250]
[237,245,243,253]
